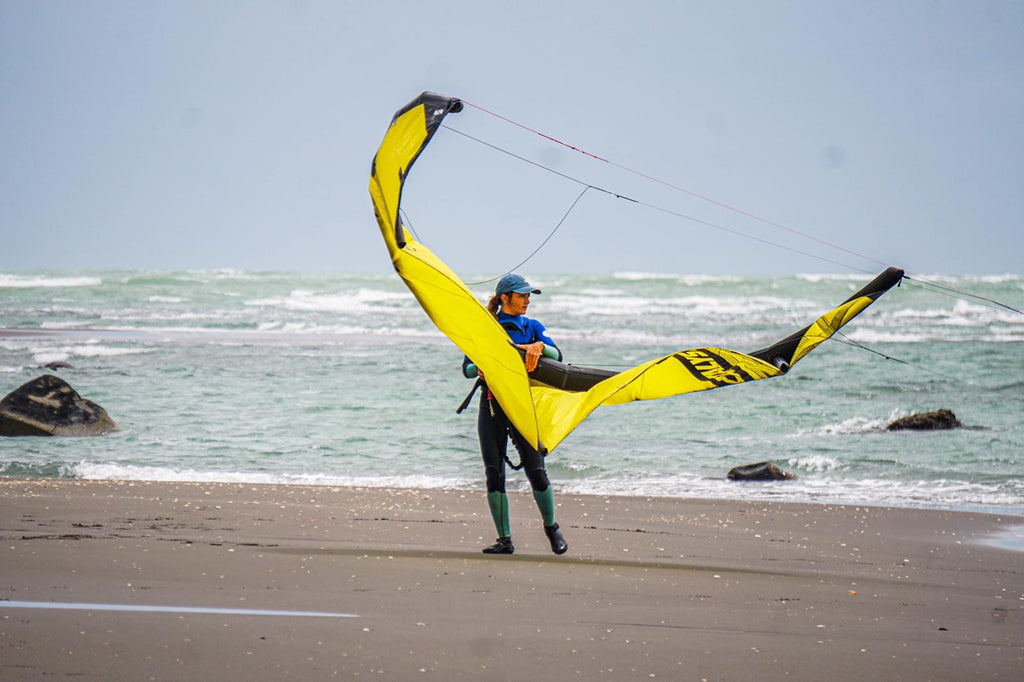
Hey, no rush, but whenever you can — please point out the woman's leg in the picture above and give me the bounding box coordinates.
[511,429,568,555]
[478,394,512,549]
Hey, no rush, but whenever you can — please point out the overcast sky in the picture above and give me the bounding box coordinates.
[2,0,1022,276]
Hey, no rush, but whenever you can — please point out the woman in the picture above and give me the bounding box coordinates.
[462,273,569,555]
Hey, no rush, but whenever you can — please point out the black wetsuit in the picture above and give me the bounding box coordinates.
[463,311,561,495]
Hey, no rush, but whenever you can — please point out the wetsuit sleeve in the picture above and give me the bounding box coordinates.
[529,320,563,362]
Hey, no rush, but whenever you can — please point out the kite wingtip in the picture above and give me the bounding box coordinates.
[419,91,463,113]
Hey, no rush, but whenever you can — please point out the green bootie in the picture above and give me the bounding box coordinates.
[532,487,556,527]
[485,491,512,554]
[487,491,510,537]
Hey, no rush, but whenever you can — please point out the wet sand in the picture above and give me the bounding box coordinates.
[1,479,1021,680]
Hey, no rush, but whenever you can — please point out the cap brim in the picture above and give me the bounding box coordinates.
[511,286,541,294]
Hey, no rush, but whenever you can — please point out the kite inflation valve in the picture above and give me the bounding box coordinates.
[772,357,790,373]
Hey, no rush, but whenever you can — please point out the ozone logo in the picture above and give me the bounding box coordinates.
[672,349,754,387]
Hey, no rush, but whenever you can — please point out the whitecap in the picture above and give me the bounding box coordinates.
[32,345,152,365]
[71,461,477,490]
[787,455,843,473]
[0,274,102,288]
[811,415,890,435]
[612,272,682,281]
[245,288,412,314]
[612,272,742,286]
[797,273,869,284]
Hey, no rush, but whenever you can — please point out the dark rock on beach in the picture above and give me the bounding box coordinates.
[0,375,118,437]
[887,409,961,431]
[727,461,796,481]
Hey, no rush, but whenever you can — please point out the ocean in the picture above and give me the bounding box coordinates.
[1,269,1021,516]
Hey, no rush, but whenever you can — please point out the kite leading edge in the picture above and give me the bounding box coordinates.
[369,92,904,454]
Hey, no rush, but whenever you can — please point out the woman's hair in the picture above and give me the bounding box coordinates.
[487,294,503,318]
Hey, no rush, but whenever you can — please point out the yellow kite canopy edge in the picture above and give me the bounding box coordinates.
[369,92,905,454]
[524,266,905,451]
[369,92,547,451]
[370,92,463,252]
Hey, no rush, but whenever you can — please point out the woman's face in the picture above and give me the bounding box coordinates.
[501,292,531,316]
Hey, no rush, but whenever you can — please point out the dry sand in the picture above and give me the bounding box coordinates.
[1,479,1021,680]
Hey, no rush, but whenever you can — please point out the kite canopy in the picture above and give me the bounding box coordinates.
[369,92,904,454]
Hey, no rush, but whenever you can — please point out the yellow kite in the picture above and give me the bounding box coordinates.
[369,92,903,454]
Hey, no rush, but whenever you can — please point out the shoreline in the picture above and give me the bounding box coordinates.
[5,471,1023,524]
[2,479,1021,679]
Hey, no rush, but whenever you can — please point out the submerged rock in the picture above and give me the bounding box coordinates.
[0,375,118,437]
[887,409,961,431]
[727,461,796,481]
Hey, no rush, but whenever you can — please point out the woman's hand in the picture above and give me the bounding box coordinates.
[517,341,545,373]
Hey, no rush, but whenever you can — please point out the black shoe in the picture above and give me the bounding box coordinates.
[482,537,514,554]
[544,524,568,555]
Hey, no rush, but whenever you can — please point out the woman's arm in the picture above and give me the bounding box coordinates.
[516,341,545,373]
[527,319,562,362]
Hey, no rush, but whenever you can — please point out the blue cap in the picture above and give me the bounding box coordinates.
[495,273,541,296]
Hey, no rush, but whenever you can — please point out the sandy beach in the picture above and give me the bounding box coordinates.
[1,479,1021,680]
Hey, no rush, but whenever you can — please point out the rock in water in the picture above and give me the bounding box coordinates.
[887,409,961,431]
[727,461,796,481]
[0,375,118,436]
